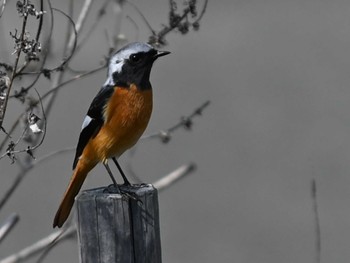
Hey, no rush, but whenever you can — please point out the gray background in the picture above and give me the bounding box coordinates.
[2,0,350,262]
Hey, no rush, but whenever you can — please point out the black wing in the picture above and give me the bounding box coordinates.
[72,85,115,169]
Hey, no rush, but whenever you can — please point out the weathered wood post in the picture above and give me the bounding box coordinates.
[76,184,161,263]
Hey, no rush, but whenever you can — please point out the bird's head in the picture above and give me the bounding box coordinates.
[105,42,170,89]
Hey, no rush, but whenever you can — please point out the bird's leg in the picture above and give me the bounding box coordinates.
[112,157,131,186]
[110,157,140,201]
[103,160,121,194]
[104,158,137,201]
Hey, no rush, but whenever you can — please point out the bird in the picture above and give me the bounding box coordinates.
[53,42,170,228]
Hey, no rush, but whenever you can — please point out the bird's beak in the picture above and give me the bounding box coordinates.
[154,50,171,58]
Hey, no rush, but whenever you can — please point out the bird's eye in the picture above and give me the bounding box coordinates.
[129,53,142,63]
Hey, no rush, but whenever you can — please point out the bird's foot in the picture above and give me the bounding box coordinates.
[105,184,141,203]
[105,184,121,194]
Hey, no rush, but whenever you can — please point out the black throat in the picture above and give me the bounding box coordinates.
[112,63,153,90]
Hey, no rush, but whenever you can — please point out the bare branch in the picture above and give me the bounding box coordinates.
[311,179,321,263]
[126,100,209,180]
[0,213,19,244]
[0,0,6,18]
[68,0,92,52]
[153,163,196,191]
[35,224,75,263]
[0,225,76,263]
[74,0,113,54]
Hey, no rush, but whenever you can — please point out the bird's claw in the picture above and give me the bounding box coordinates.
[105,184,142,204]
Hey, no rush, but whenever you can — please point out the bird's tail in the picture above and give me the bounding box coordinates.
[53,160,96,228]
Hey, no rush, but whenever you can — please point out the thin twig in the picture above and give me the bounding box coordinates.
[41,64,106,101]
[15,0,45,75]
[35,147,75,165]
[148,0,208,46]
[65,0,74,46]
[126,0,156,36]
[193,0,208,23]
[169,100,210,132]
[142,100,210,142]
[13,118,29,146]
[44,0,92,121]
[311,179,321,263]
[12,0,53,95]
[158,8,190,39]
[0,213,19,244]
[126,15,140,42]
[29,88,46,151]
[16,63,106,102]
[46,7,78,72]
[0,89,46,161]
[0,3,29,130]
[0,113,23,151]
[111,0,125,49]
[35,0,44,41]
[0,173,23,211]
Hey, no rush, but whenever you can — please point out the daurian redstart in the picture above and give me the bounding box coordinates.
[53,42,170,228]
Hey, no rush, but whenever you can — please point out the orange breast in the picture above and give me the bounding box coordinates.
[83,84,153,163]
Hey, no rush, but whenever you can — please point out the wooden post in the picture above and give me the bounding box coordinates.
[76,184,161,263]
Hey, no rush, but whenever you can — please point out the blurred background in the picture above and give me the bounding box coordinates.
[2,0,350,262]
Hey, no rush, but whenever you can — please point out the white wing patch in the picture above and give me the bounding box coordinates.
[81,115,92,130]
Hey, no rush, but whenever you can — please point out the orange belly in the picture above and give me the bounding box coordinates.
[82,84,152,163]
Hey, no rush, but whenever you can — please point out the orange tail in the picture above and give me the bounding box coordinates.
[53,161,96,228]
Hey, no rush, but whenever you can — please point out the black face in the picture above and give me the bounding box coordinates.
[112,49,159,90]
